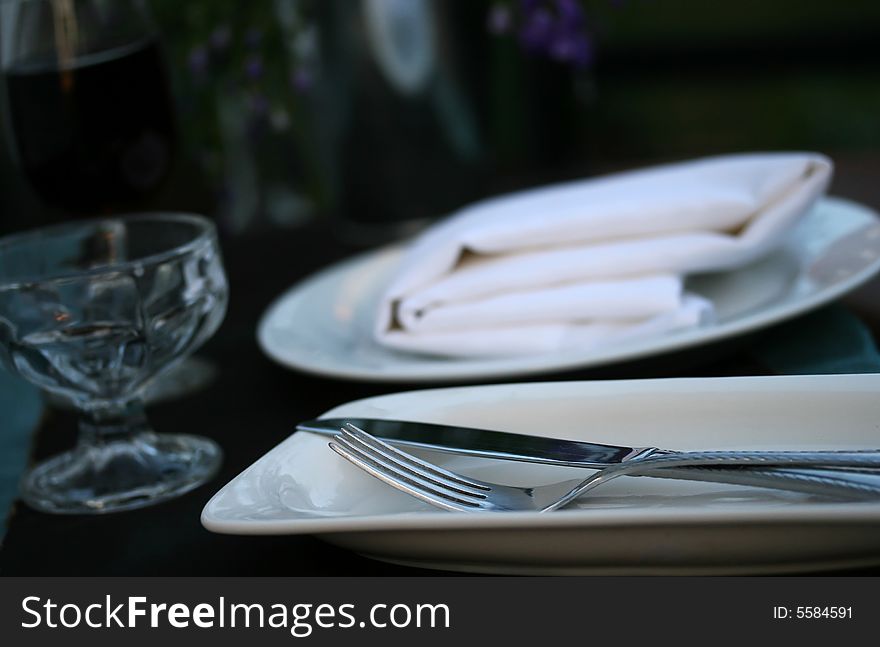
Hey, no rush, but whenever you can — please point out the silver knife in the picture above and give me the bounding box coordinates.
[297,417,880,498]
[297,417,880,468]
[297,417,656,467]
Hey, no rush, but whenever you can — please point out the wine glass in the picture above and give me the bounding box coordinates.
[1,0,175,216]
[0,0,223,405]
[0,213,228,513]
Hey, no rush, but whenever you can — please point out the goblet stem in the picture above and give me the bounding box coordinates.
[78,398,151,445]
[21,396,223,514]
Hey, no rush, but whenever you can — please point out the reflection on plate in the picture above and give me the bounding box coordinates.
[257,196,880,382]
[202,374,880,575]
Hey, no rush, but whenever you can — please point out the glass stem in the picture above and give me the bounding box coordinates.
[78,399,151,447]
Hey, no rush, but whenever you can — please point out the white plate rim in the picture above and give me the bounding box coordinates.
[203,496,880,537]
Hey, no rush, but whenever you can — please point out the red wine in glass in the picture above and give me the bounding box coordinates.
[2,0,176,216]
[1,1,213,405]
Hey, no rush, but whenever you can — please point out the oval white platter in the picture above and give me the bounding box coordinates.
[257,196,880,382]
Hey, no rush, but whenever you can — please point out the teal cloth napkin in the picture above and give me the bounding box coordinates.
[0,368,43,538]
[750,305,880,374]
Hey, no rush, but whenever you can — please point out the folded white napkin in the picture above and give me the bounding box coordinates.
[375,152,833,357]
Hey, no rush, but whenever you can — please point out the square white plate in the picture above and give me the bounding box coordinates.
[202,374,880,574]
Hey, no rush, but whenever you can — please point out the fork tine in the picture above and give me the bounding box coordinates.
[328,442,481,512]
[342,423,491,491]
[333,433,488,500]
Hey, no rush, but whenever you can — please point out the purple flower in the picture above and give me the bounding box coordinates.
[187,46,209,77]
[244,54,263,81]
[549,31,593,67]
[555,0,585,26]
[210,26,231,51]
[513,0,595,69]
[487,4,512,35]
[291,66,313,94]
[519,6,554,52]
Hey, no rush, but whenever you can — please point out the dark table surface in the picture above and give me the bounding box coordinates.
[3,158,880,576]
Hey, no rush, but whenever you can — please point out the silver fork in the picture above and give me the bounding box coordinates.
[329,423,880,512]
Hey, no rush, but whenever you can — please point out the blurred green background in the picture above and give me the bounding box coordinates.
[1,0,879,237]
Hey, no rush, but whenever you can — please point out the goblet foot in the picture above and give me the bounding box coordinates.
[21,432,222,514]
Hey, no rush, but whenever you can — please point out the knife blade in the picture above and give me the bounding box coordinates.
[296,417,657,468]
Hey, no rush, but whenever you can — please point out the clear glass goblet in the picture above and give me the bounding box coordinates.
[0,213,228,514]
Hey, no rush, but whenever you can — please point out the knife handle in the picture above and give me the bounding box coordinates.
[638,465,880,500]
[547,454,880,511]
[647,449,880,468]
